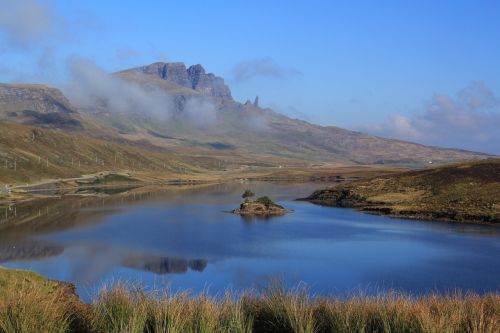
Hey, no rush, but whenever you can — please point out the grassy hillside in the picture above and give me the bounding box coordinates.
[0,122,227,185]
[0,267,498,333]
[306,158,500,224]
[86,94,493,166]
[1,80,495,170]
[1,122,368,188]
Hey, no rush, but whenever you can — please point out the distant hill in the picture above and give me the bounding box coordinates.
[108,62,492,165]
[0,121,218,184]
[0,61,495,186]
[0,83,83,130]
[305,158,500,224]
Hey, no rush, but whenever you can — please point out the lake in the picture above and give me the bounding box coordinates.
[1,182,499,301]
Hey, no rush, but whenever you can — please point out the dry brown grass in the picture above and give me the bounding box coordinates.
[0,278,498,333]
[88,284,499,333]
[307,158,500,224]
[0,270,89,333]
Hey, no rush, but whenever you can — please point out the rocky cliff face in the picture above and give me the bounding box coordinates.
[187,64,232,100]
[0,84,77,114]
[0,84,82,129]
[119,62,232,101]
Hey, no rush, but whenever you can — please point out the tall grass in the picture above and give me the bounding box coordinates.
[0,283,498,333]
[91,283,149,333]
[147,290,190,333]
[0,278,86,333]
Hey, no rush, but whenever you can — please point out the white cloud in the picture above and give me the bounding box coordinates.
[182,97,218,127]
[362,82,500,154]
[0,0,60,49]
[232,58,301,82]
[64,57,174,120]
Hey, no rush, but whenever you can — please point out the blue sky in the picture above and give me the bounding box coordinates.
[1,0,499,153]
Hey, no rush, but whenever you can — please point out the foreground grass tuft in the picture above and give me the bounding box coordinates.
[0,280,499,333]
[0,275,87,333]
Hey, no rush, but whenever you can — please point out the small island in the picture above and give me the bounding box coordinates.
[231,190,292,217]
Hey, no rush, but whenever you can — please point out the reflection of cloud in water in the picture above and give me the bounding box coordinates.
[66,245,125,286]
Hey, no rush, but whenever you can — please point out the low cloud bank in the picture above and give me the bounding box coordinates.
[363,82,500,154]
[64,58,175,120]
[182,97,218,127]
[63,57,272,131]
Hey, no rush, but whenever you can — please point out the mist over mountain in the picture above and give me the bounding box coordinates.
[0,61,492,168]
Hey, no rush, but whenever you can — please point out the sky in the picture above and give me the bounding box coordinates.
[1,0,499,153]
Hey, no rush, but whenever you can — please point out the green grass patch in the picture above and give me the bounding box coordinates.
[255,196,276,206]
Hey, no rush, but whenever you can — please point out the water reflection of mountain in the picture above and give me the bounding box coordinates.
[123,254,207,274]
[0,181,323,234]
[0,182,319,271]
[0,241,63,262]
[0,183,222,234]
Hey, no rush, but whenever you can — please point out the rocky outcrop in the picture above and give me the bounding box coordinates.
[253,95,259,107]
[187,64,232,100]
[120,62,232,101]
[232,201,291,217]
[0,84,83,129]
[141,62,191,86]
[0,84,78,114]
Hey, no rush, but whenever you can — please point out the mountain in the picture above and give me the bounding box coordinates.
[116,62,232,102]
[102,62,491,165]
[0,61,495,186]
[0,83,83,130]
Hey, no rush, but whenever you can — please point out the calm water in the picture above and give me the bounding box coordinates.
[1,182,499,301]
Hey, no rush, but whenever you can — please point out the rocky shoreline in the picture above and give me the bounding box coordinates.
[304,187,499,225]
[302,159,500,225]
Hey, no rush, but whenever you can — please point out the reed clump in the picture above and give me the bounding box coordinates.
[0,283,498,333]
[0,277,89,333]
